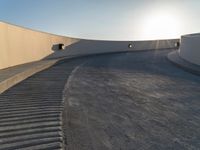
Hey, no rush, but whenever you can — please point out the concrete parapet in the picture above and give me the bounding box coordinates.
[168,50,200,76]
[0,22,79,69]
[0,21,179,70]
[46,39,180,59]
[179,33,200,65]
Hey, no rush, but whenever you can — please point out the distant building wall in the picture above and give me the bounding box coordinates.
[0,22,79,69]
[0,22,179,70]
[180,34,200,65]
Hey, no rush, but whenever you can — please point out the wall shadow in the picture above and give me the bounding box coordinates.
[43,39,179,60]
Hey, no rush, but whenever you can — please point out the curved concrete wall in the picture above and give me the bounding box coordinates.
[180,34,200,65]
[46,39,179,59]
[0,22,179,70]
[0,22,79,69]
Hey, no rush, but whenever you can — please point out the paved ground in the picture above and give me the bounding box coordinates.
[63,50,200,150]
[0,49,200,150]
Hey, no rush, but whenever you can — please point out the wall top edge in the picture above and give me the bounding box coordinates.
[181,33,200,38]
[0,20,79,40]
[0,20,180,42]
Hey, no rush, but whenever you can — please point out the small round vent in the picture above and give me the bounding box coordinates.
[128,44,133,48]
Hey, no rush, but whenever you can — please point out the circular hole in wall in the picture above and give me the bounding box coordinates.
[128,44,133,48]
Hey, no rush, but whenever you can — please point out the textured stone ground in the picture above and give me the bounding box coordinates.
[63,50,200,150]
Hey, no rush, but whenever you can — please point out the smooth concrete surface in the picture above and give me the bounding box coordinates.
[0,22,179,70]
[179,33,200,65]
[168,50,200,75]
[0,21,79,69]
[0,59,58,94]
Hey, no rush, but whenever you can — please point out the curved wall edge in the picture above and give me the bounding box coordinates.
[179,34,200,65]
[0,22,79,69]
[0,21,179,70]
[46,39,179,60]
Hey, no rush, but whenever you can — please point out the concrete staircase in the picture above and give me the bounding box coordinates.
[0,58,85,150]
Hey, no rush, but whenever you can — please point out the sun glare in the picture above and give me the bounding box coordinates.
[140,11,181,40]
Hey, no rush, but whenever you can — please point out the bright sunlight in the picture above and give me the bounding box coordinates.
[140,11,182,40]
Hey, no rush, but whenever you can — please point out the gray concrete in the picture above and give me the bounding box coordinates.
[0,58,87,150]
[46,39,179,59]
[63,49,200,150]
[168,50,200,76]
[0,49,199,150]
[0,59,58,94]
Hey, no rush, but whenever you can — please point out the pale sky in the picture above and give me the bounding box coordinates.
[0,0,200,40]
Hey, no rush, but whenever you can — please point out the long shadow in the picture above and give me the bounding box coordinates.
[43,39,179,60]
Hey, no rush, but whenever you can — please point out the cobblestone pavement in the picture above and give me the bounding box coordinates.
[63,50,200,150]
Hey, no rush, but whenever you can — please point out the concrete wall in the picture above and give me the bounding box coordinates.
[0,22,179,70]
[180,34,200,65]
[46,39,179,59]
[0,22,79,69]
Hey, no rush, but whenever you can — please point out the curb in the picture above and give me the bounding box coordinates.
[167,50,200,76]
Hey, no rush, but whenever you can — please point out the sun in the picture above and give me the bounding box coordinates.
[140,11,181,40]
